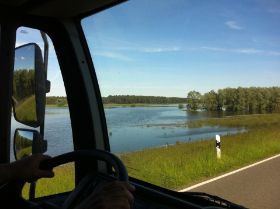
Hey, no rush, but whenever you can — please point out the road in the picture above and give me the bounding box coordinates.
[185,155,280,209]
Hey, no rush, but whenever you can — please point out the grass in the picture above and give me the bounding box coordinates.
[15,147,32,160]
[46,104,68,108]
[120,113,280,190]
[22,163,75,199]
[186,113,280,128]
[15,95,36,124]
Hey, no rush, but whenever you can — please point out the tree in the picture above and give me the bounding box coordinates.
[187,91,201,111]
[202,90,219,111]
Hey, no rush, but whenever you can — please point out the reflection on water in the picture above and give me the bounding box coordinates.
[11,106,246,159]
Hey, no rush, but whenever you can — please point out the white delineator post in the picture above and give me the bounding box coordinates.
[216,135,221,159]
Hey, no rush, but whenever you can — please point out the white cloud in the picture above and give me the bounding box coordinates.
[266,50,280,56]
[268,8,280,13]
[201,46,280,56]
[225,21,243,30]
[92,46,181,61]
[200,47,226,52]
[141,47,181,53]
[235,48,262,54]
[267,5,280,14]
[20,56,25,60]
[94,51,132,61]
[94,46,181,54]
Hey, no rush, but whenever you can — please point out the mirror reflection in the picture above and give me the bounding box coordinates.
[14,129,33,160]
[13,44,37,125]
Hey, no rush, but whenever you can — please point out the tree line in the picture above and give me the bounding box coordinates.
[13,69,35,101]
[46,96,68,106]
[46,95,186,106]
[102,95,186,104]
[46,87,280,113]
[187,87,280,113]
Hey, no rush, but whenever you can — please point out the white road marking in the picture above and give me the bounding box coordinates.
[179,153,280,192]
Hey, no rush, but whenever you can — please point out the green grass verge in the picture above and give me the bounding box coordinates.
[120,113,280,190]
[15,96,36,123]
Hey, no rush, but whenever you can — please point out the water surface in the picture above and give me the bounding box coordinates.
[10,106,244,158]
[105,106,244,152]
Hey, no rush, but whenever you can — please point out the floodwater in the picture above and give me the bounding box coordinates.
[10,105,244,159]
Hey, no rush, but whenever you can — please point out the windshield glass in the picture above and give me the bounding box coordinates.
[82,1,280,208]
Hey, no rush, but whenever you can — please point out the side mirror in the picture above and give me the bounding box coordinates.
[13,129,47,161]
[12,43,47,127]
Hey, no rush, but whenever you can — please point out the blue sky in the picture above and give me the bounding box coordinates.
[16,27,66,96]
[14,44,35,70]
[16,0,280,97]
[82,0,280,97]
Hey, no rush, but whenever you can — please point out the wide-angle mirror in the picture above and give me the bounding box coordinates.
[14,129,33,160]
[13,128,47,160]
[13,43,45,127]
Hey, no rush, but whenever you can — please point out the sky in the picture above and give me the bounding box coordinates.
[14,44,35,70]
[16,0,280,97]
[16,27,66,96]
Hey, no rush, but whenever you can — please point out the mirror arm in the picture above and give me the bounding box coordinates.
[39,31,49,138]
[32,132,47,155]
[46,80,51,93]
[40,31,49,75]
[40,32,50,93]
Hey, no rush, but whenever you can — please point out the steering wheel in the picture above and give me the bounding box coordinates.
[39,150,128,209]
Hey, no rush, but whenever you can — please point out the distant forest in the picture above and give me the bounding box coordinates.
[102,95,186,104]
[46,96,68,107]
[46,87,280,113]
[46,95,185,106]
[187,87,280,113]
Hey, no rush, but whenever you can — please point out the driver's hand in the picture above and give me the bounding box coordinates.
[74,181,135,209]
[10,154,54,182]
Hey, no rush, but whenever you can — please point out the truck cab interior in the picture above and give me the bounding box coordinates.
[0,0,278,209]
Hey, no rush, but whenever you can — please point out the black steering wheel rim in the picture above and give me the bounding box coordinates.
[40,149,128,182]
[39,150,129,209]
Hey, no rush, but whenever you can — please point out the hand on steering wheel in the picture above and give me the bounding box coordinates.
[40,150,134,209]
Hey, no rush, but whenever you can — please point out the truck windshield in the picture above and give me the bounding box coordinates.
[81,1,280,208]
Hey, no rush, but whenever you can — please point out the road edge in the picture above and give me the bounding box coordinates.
[179,153,280,192]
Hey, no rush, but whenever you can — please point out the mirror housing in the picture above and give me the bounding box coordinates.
[13,128,47,160]
[12,43,46,128]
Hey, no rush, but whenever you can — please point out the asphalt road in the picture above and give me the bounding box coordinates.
[189,156,280,209]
